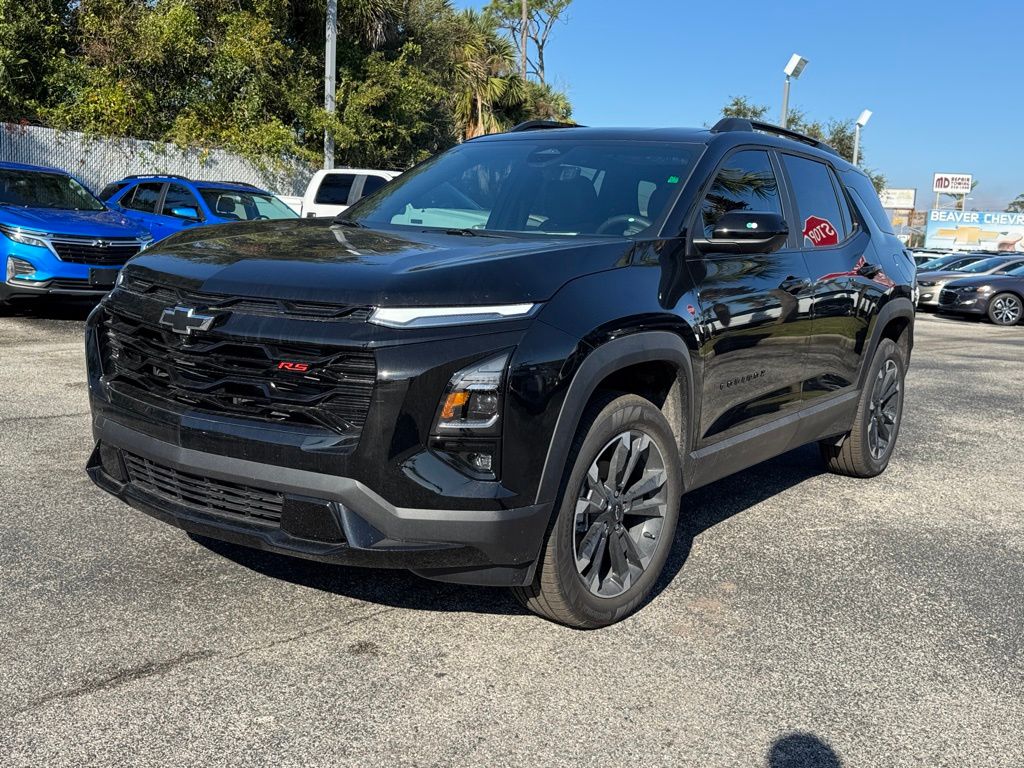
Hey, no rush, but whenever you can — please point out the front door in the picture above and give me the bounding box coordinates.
[689,148,814,448]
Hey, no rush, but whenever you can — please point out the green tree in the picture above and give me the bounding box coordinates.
[485,0,570,84]
[940,180,978,210]
[0,0,72,122]
[1007,194,1024,214]
[452,9,524,139]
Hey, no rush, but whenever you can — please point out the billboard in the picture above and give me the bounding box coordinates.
[933,173,972,195]
[879,188,916,209]
[924,209,1024,251]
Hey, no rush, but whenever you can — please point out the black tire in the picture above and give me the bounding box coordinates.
[820,338,905,478]
[987,292,1023,326]
[512,393,682,628]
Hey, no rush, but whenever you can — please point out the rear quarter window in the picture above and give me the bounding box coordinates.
[315,173,356,205]
[840,170,894,235]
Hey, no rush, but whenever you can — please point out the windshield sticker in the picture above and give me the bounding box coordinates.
[803,216,838,247]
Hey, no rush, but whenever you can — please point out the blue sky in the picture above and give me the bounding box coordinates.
[456,0,1023,210]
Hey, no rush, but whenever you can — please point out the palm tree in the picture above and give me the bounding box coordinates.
[453,10,524,139]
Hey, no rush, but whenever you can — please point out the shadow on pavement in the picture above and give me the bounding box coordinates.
[0,296,99,321]
[193,443,825,618]
[768,732,843,767]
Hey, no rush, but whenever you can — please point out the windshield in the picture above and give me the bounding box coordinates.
[198,188,298,221]
[344,139,702,237]
[0,169,104,211]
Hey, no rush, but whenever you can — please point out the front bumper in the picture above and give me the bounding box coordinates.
[88,418,552,586]
[937,289,990,315]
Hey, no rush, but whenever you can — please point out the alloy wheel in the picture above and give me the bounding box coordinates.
[991,294,1022,325]
[867,359,901,460]
[573,431,669,598]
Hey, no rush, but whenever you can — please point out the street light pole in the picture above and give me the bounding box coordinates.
[781,54,807,129]
[853,109,872,166]
[521,0,528,79]
[781,76,791,129]
[323,0,337,170]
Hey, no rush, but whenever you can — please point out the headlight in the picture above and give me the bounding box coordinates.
[0,224,49,249]
[434,352,510,431]
[368,303,537,329]
[961,285,993,294]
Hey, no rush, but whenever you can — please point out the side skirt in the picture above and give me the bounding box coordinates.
[684,390,859,492]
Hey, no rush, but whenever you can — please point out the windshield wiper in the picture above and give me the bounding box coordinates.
[434,227,506,238]
[333,218,364,228]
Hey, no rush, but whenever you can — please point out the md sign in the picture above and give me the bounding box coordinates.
[932,173,973,195]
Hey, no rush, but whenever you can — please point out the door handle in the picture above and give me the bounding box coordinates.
[779,276,811,294]
[857,262,883,279]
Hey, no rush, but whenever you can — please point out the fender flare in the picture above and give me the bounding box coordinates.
[534,330,695,505]
[857,296,915,388]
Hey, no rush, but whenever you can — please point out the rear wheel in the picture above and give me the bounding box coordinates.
[987,292,1023,325]
[513,394,681,628]
[820,338,905,478]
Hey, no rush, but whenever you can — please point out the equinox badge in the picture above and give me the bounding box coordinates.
[159,305,217,335]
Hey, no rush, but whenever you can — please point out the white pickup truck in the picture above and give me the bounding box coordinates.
[299,168,401,218]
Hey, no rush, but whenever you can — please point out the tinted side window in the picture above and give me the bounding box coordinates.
[125,183,163,214]
[360,175,388,198]
[840,170,894,235]
[314,173,356,205]
[161,184,201,219]
[783,155,848,248]
[700,150,782,237]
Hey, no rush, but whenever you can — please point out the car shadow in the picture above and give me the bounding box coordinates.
[767,732,843,767]
[0,296,99,321]
[192,442,825,619]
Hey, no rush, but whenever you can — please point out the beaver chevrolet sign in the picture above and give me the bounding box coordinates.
[925,209,1024,252]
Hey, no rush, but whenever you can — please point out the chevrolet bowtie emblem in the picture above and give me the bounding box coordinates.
[159,305,217,335]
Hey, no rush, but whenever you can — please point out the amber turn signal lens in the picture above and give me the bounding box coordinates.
[441,391,470,420]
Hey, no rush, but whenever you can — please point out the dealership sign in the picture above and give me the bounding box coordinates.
[924,209,1024,251]
[932,173,973,195]
[878,188,916,209]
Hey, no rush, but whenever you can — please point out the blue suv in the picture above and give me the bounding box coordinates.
[101,175,297,242]
[1,162,153,306]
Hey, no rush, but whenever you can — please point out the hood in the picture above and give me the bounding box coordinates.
[0,205,149,238]
[122,219,634,306]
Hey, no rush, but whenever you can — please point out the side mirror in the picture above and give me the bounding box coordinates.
[693,211,789,255]
[171,206,200,222]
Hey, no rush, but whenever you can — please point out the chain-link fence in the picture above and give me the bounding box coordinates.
[0,122,314,196]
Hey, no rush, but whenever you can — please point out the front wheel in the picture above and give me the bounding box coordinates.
[820,338,905,478]
[513,394,682,628]
[987,292,1023,325]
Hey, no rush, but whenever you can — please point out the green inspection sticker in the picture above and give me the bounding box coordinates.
[666,175,680,184]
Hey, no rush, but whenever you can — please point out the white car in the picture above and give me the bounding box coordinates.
[300,168,400,218]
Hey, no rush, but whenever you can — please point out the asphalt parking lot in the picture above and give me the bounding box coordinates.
[0,304,1021,767]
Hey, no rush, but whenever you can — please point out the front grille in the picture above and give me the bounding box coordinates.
[939,289,957,305]
[51,237,142,265]
[121,276,371,321]
[99,309,376,435]
[123,452,283,524]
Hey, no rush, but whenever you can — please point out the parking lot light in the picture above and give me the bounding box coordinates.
[781,54,808,129]
[853,109,872,165]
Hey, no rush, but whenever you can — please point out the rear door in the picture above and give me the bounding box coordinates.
[689,148,814,447]
[779,153,882,401]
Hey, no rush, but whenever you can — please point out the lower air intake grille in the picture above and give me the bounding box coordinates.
[123,452,283,524]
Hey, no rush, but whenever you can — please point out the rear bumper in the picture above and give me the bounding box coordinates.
[87,418,552,587]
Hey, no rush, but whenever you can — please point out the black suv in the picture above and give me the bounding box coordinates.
[86,119,916,628]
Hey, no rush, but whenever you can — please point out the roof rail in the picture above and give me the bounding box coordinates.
[209,180,261,189]
[122,173,191,181]
[508,120,583,132]
[710,117,840,157]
